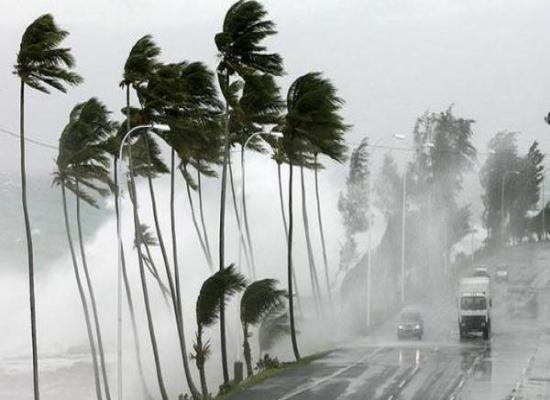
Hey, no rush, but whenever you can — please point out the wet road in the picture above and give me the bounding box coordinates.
[228,245,550,400]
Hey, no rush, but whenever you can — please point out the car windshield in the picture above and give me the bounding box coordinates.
[400,312,421,322]
[461,296,487,310]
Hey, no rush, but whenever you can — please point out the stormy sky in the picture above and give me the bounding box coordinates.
[1,0,550,176]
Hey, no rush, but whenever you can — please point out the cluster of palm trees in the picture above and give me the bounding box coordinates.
[14,1,348,399]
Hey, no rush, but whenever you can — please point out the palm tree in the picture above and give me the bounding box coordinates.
[280,72,348,360]
[53,100,111,400]
[138,60,221,400]
[68,98,116,400]
[313,154,332,302]
[14,15,82,398]
[127,152,169,400]
[104,117,155,400]
[215,0,283,382]
[299,165,323,313]
[240,279,286,377]
[193,265,246,398]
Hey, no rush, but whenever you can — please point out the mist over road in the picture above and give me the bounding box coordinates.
[227,243,550,400]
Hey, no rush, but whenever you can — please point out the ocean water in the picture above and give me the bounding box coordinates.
[0,158,345,399]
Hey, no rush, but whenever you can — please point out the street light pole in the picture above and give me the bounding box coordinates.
[500,170,520,247]
[116,123,169,400]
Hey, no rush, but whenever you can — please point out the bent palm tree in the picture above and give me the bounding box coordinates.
[240,279,286,377]
[215,0,283,382]
[280,72,349,361]
[193,265,246,398]
[54,100,112,400]
[14,14,82,399]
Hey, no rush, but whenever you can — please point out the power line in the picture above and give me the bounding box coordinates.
[0,127,58,150]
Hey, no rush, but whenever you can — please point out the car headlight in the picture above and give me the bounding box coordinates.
[415,324,421,329]
[398,325,403,329]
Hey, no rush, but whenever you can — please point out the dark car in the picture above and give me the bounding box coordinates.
[397,310,424,340]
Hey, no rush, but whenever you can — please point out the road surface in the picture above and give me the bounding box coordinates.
[227,244,550,400]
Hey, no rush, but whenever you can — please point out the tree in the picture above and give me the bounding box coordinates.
[280,72,348,360]
[54,99,114,400]
[215,0,283,382]
[338,138,369,274]
[240,279,286,377]
[375,153,402,218]
[57,98,116,400]
[480,131,521,247]
[14,15,82,399]
[138,59,221,399]
[193,265,246,398]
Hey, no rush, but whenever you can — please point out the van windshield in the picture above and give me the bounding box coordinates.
[461,296,487,310]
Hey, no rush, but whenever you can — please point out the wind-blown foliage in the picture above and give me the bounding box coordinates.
[240,279,286,377]
[194,265,246,398]
[15,16,82,399]
[215,0,283,383]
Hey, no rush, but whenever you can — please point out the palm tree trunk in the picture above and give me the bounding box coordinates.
[300,167,323,312]
[19,80,40,400]
[197,169,213,265]
[242,324,253,378]
[128,152,169,400]
[75,180,112,400]
[169,150,202,399]
[183,165,213,270]
[61,183,103,400]
[195,327,209,399]
[277,163,302,312]
[228,156,253,277]
[287,163,301,361]
[142,241,171,305]
[240,145,257,278]
[218,83,230,383]
[313,155,331,302]
[113,162,153,400]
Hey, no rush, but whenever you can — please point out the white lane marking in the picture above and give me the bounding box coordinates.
[275,348,385,400]
[387,395,394,400]
[398,379,406,388]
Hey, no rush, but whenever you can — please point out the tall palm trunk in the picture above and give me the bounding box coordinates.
[75,180,112,400]
[128,151,169,400]
[183,165,213,270]
[313,155,331,302]
[240,145,257,278]
[287,163,300,361]
[169,150,201,399]
[300,167,323,312]
[218,82,230,383]
[277,163,302,312]
[197,169,213,265]
[61,182,103,400]
[20,81,40,400]
[113,162,152,400]
[142,241,171,305]
[242,324,253,378]
[195,326,209,399]
[228,156,253,277]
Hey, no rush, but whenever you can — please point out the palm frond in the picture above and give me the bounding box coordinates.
[240,279,286,326]
[122,34,161,87]
[15,14,82,92]
[196,264,246,328]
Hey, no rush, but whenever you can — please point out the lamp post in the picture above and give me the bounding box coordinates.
[500,170,520,247]
[116,123,170,400]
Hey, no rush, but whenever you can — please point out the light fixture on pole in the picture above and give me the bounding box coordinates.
[116,122,169,400]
